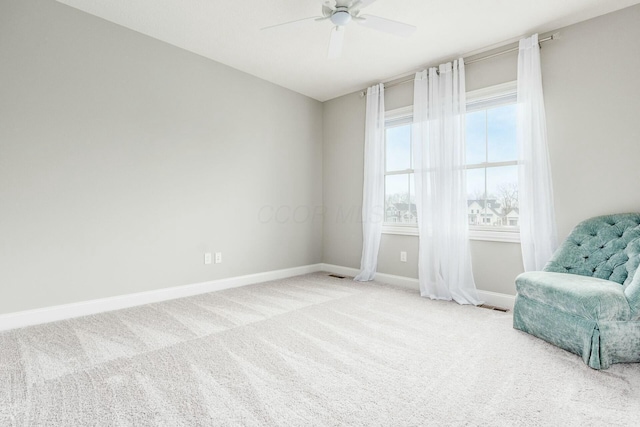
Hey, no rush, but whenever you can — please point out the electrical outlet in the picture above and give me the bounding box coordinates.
[204,253,212,265]
[215,252,222,264]
[400,251,407,262]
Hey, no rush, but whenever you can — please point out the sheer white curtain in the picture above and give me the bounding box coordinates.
[412,60,481,304]
[354,83,385,282]
[517,34,558,271]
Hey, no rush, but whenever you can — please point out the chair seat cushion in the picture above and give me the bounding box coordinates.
[516,272,631,321]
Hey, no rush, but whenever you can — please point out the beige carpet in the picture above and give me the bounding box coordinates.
[1,272,639,426]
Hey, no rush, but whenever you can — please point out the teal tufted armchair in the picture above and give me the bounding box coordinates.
[513,213,640,369]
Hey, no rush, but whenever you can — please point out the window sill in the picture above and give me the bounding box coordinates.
[469,229,521,243]
[382,225,521,243]
[382,225,419,236]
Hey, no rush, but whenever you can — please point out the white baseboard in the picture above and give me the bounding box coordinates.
[319,263,515,310]
[476,290,516,310]
[0,263,322,332]
[319,264,361,280]
[0,262,515,332]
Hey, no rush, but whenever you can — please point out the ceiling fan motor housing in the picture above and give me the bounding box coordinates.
[331,9,352,26]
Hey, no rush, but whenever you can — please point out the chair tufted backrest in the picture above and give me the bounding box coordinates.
[544,213,640,287]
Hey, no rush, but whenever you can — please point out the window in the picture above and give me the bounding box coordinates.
[383,106,417,234]
[466,81,519,242]
[382,82,519,242]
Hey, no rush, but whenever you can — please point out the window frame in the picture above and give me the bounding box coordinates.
[466,81,519,242]
[381,81,520,243]
[382,106,419,236]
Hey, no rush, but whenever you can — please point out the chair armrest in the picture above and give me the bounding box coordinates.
[624,269,640,320]
[516,272,631,321]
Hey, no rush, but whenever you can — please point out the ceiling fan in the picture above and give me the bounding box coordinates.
[261,0,417,59]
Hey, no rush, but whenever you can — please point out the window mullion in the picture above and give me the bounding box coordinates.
[466,160,517,169]
[385,169,414,176]
[483,109,488,223]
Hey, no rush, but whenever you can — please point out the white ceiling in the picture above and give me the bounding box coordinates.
[57,0,640,102]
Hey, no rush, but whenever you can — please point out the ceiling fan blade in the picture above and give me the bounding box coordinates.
[322,1,336,16]
[356,14,416,37]
[261,16,321,31]
[327,26,345,59]
[353,0,378,9]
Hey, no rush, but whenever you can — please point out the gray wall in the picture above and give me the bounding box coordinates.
[323,4,640,296]
[0,0,323,314]
[2,1,639,315]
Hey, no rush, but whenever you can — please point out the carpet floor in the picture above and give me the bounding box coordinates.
[1,272,639,426]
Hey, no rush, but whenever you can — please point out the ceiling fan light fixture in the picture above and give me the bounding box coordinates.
[330,11,352,26]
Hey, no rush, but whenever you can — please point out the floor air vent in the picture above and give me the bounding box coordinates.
[328,274,346,279]
[479,304,509,313]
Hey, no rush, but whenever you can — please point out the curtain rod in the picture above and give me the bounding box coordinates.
[360,33,558,96]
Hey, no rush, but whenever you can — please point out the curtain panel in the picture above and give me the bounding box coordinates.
[517,34,558,271]
[412,60,481,305]
[355,83,385,282]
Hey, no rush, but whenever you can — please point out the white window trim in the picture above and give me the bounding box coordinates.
[466,81,517,108]
[381,82,521,243]
[382,224,419,236]
[386,105,413,122]
[469,228,520,243]
[383,226,519,242]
